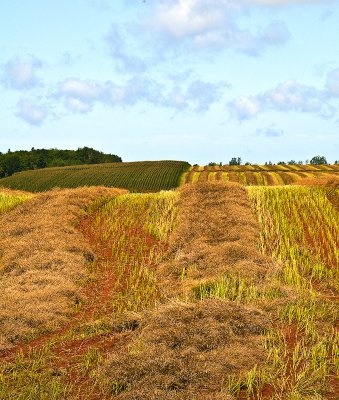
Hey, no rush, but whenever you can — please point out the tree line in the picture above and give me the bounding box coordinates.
[207,155,337,167]
[0,147,122,178]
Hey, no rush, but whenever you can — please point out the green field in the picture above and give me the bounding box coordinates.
[0,161,190,193]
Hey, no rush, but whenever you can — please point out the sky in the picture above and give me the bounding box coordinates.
[0,0,339,165]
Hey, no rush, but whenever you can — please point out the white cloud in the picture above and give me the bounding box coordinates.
[166,87,188,110]
[257,126,284,137]
[262,80,324,112]
[186,80,227,111]
[261,21,290,45]
[150,0,290,55]
[229,76,339,121]
[228,96,261,120]
[326,68,339,97]
[58,76,226,114]
[3,56,42,90]
[16,99,47,125]
[153,0,228,38]
[66,98,93,113]
[60,79,104,100]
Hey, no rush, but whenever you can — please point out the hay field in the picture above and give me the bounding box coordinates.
[183,164,339,186]
[0,181,337,399]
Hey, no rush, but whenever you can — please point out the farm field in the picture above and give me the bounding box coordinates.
[0,160,190,193]
[0,180,338,399]
[183,164,339,186]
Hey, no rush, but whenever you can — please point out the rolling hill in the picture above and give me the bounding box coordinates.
[1,161,338,193]
[0,160,190,193]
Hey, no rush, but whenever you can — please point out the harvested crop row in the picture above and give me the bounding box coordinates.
[203,164,339,172]
[0,186,126,351]
[184,169,339,186]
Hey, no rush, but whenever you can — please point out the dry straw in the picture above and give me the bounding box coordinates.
[0,186,126,350]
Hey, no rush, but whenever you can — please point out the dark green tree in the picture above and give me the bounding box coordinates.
[310,156,327,165]
[229,157,242,165]
[4,155,22,176]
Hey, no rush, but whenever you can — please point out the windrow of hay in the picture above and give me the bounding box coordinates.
[99,182,273,399]
[0,186,126,351]
[100,299,269,400]
[157,181,276,297]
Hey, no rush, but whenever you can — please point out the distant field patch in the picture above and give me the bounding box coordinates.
[182,165,339,186]
[0,161,190,193]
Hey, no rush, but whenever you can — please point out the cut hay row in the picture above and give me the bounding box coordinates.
[183,167,339,186]
[99,182,273,399]
[0,189,180,399]
[0,187,126,351]
[0,160,190,193]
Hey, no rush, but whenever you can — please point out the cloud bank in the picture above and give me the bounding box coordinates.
[58,77,227,114]
[229,71,339,120]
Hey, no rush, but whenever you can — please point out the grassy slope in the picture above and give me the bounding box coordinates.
[0,161,190,193]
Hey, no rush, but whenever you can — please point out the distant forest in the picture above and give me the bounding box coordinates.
[0,147,122,177]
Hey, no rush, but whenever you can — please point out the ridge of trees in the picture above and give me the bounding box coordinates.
[206,155,333,167]
[0,147,122,178]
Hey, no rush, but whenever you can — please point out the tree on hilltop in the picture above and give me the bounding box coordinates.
[310,156,327,165]
[229,157,242,165]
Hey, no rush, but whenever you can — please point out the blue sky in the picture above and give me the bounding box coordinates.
[1,0,338,164]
